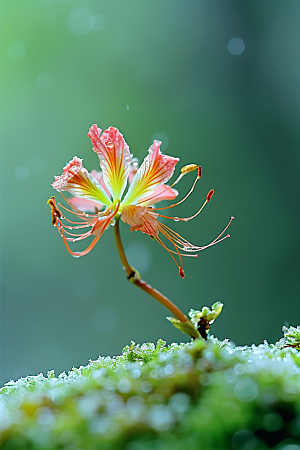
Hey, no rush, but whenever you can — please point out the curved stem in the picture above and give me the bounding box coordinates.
[114,219,189,324]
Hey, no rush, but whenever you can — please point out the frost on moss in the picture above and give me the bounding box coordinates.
[1,332,300,450]
[275,325,300,351]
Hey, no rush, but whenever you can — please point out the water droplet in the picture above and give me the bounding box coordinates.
[126,105,130,110]
[72,254,81,258]
[173,217,179,222]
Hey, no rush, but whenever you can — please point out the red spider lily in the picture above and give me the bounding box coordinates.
[48,125,233,277]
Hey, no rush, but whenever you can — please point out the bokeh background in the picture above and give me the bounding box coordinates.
[1,0,299,386]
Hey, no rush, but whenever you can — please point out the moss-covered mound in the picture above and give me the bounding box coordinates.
[1,327,300,450]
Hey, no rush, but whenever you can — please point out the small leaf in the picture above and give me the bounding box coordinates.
[166,317,200,339]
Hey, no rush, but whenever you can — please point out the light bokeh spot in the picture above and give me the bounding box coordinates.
[15,166,29,181]
[90,14,106,31]
[67,8,93,36]
[228,37,245,55]
[151,132,169,151]
[36,72,53,90]
[7,41,26,61]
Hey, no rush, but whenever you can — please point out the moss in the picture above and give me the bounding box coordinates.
[1,329,300,450]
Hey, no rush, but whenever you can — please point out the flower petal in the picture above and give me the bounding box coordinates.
[91,201,120,237]
[139,185,178,207]
[121,205,159,236]
[69,197,105,213]
[122,140,179,206]
[88,125,131,201]
[91,170,111,198]
[52,156,111,206]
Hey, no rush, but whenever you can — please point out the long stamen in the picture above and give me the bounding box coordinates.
[211,216,234,243]
[136,164,200,207]
[155,189,214,223]
[157,223,186,277]
[59,227,100,257]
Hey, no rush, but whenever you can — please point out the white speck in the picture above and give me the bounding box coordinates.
[90,14,105,31]
[228,37,245,55]
[67,8,93,36]
[7,41,26,61]
[15,166,29,181]
[36,72,53,90]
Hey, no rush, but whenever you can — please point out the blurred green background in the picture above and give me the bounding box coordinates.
[1,0,299,386]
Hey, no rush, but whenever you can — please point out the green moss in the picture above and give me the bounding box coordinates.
[1,329,300,450]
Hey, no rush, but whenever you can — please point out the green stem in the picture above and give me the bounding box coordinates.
[114,219,189,324]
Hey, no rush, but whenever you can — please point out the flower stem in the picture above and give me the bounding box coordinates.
[114,219,189,324]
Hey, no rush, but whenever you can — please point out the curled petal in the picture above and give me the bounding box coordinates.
[52,157,111,206]
[121,205,159,237]
[139,185,178,207]
[88,125,131,201]
[122,140,179,206]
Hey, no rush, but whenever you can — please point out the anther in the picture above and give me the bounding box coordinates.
[181,164,198,175]
[206,189,214,203]
[179,267,185,279]
[197,166,202,179]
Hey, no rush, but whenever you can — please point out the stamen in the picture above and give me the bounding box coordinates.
[47,196,62,226]
[206,189,214,202]
[197,166,202,179]
[211,216,234,244]
[136,164,200,207]
[154,167,201,211]
[181,164,198,175]
[179,267,185,279]
[155,236,181,270]
[61,230,101,258]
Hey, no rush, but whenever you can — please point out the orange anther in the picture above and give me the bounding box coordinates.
[206,189,214,203]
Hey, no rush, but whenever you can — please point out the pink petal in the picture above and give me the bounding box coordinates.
[139,185,178,207]
[52,156,111,206]
[88,125,131,200]
[121,205,159,237]
[69,197,105,213]
[122,140,179,206]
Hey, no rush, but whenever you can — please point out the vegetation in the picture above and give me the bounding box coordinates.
[1,326,300,450]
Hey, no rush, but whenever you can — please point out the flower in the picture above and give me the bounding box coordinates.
[48,125,233,277]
